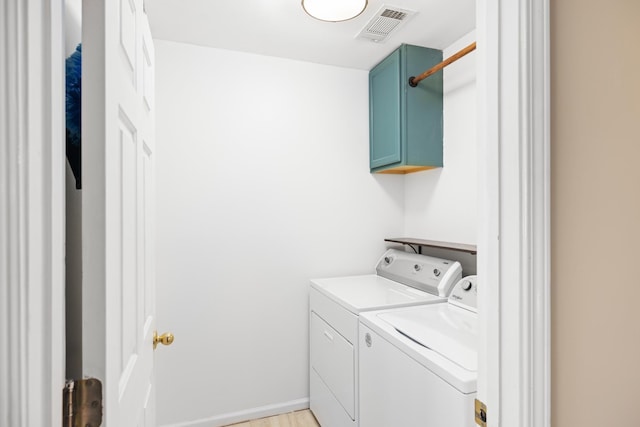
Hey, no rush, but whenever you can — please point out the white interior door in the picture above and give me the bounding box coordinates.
[82,0,157,425]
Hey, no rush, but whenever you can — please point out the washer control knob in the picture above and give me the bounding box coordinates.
[365,333,372,347]
[462,280,473,291]
[433,268,441,277]
[384,256,392,265]
[414,264,422,272]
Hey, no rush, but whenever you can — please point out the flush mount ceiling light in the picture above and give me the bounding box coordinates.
[302,0,368,22]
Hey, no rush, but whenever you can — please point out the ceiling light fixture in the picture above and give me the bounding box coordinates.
[302,0,368,22]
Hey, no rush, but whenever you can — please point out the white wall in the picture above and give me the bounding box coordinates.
[154,40,405,426]
[404,31,477,245]
[154,31,477,425]
[64,0,81,54]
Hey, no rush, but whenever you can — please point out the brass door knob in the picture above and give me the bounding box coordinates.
[153,331,174,350]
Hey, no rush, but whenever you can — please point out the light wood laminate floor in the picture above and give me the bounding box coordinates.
[225,409,320,427]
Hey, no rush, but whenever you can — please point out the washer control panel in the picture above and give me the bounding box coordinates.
[448,275,478,313]
[376,249,462,297]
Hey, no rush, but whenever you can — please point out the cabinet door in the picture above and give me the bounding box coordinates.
[369,49,402,169]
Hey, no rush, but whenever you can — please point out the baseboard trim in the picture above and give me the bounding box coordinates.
[160,397,310,427]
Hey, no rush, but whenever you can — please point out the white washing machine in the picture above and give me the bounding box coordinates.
[309,249,463,427]
[358,275,478,427]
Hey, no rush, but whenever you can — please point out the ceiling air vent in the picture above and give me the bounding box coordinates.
[356,5,417,43]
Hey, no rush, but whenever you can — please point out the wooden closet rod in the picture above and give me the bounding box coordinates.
[408,42,476,87]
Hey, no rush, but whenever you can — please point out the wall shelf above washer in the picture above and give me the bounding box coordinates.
[384,237,477,255]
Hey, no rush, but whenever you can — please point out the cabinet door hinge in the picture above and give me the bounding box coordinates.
[63,378,103,427]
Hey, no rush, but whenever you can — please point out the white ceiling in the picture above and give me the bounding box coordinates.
[145,0,476,70]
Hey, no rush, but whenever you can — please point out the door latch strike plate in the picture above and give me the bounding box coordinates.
[63,378,103,427]
[475,398,487,426]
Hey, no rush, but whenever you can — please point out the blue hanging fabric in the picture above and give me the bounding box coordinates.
[66,43,82,189]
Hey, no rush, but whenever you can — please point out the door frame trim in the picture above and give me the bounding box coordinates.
[0,0,65,425]
[477,0,551,425]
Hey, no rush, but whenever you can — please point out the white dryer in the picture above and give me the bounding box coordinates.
[358,276,478,427]
[309,249,462,427]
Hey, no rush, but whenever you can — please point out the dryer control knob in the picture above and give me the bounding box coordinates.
[433,268,441,277]
[462,280,473,291]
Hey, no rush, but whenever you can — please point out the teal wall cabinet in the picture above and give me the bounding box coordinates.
[369,44,443,174]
